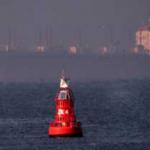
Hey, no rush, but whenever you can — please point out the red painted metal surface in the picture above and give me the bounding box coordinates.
[48,78,82,137]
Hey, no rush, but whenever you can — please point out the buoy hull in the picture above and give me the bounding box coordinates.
[48,123,82,137]
[48,77,83,137]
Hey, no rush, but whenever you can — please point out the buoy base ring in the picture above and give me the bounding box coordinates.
[48,125,83,137]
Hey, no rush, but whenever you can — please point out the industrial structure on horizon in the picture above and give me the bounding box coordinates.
[1,22,150,56]
[134,24,150,55]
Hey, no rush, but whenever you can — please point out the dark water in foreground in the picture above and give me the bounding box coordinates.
[0,80,150,150]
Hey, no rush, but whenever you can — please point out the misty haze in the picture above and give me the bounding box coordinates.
[0,0,149,49]
[0,0,149,82]
[0,54,149,82]
[0,1,150,150]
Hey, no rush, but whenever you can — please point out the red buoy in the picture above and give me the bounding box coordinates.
[48,75,83,137]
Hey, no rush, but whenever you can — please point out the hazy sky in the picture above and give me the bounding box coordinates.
[0,1,150,82]
[0,0,150,49]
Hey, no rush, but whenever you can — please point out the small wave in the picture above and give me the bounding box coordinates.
[82,124,100,127]
[0,118,50,125]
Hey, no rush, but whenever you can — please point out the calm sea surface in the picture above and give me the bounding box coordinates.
[0,79,150,150]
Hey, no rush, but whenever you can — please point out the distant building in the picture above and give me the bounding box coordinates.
[68,46,77,55]
[97,46,108,55]
[135,25,150,54]
[0,44,8,52]
[36,46,45,53]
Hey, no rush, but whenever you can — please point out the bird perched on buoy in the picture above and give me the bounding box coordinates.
[48,74,83,137]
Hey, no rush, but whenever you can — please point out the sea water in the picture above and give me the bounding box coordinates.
[0,79,150,150]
